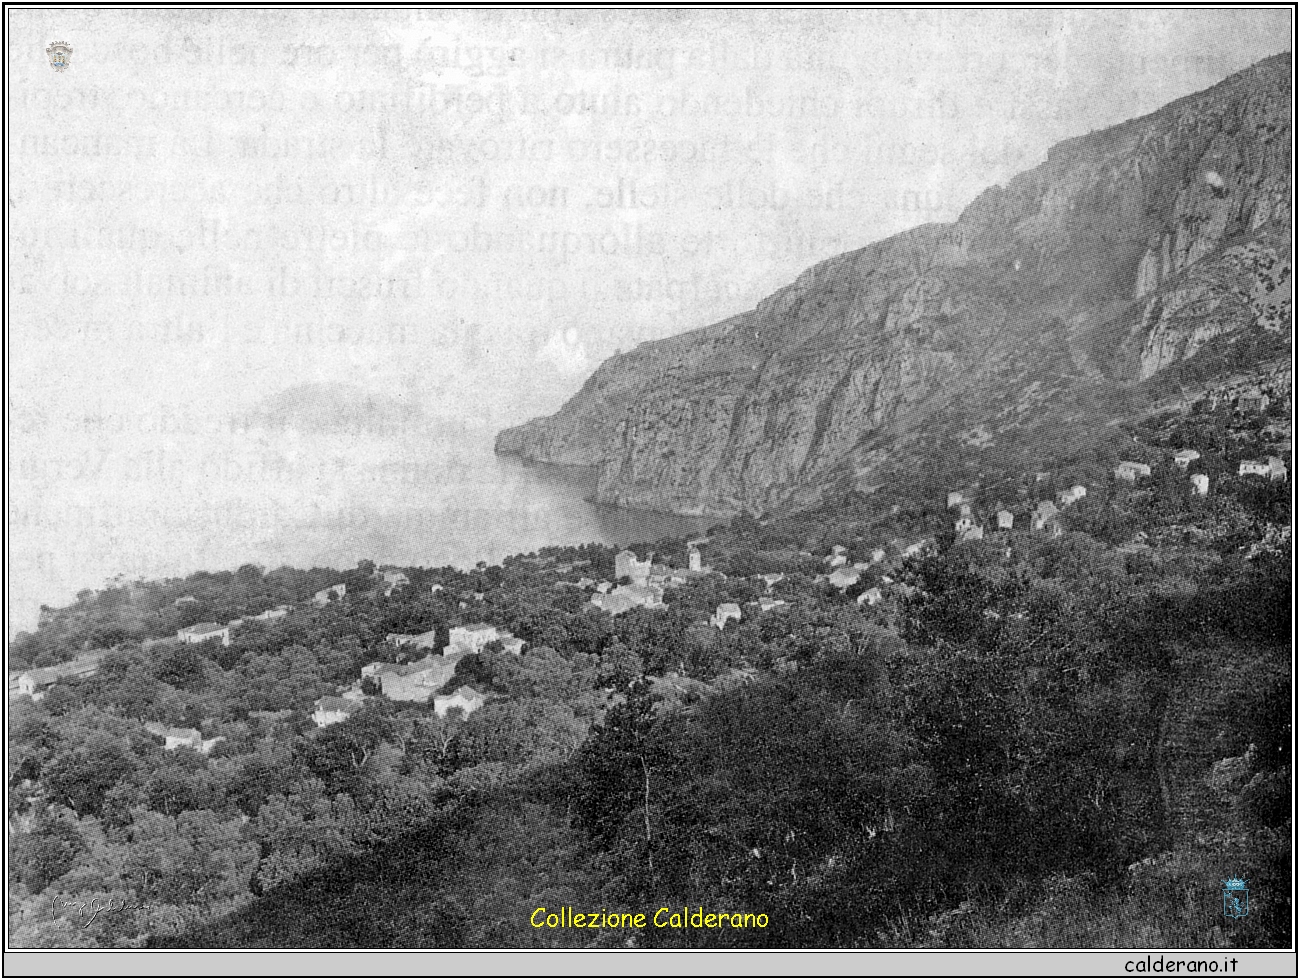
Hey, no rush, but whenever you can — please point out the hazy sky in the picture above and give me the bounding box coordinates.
[9,9,1291,426]
[5,10,1292,627]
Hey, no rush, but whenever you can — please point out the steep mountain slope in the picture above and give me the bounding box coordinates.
[497,55,1292,516]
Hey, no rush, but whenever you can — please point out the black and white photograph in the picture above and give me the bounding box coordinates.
[4,7,1294,971]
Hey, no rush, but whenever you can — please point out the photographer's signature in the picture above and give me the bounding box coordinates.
[51,896,156,928]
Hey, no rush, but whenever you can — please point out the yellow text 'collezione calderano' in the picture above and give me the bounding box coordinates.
[531,906,769,930]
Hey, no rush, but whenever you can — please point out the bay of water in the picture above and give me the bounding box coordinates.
[7,420,711,636]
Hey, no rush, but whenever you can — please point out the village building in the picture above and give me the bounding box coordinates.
[828,567,861,590]
[312,583,346,606]
[500,636,526,656]
[1267,456,1288,480]
[445,623,504,656]
[595,581,612,594]
[434,685,486,719]
[615,549,653,586]
[825,553,848,568]
[954,516,975,533]
[379,569,409,588]
[858,586,884,606]
[946,490,969,509]
[1115,461,1152,482]
[386,629,441,651]
[1190,473,1210,496]
[1173,449,1202,470]
[1238,460,1272,478]
[252,605,290,622]
[869,548,886,565]
[143,722,224,754]
[758,573,786,590]
[961,525,985,542]
[312,696,363,728]
[757,596,787,612]
[958,503,973,518]
[177,623,231,647]
[430,584,444,595]
[613,583,666,609]
[711,603,743,629]
[997,509,1014,530]
[1031,501,1059,531]
[1236,391,1270,412]
[16,667,60,699]
[688,547,703,572]
[173,595,197,608]
[1056,485,1087,507]
[362,653,463,702]
[589,592,639,616]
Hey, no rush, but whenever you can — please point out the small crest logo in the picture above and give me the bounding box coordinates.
[46,41,72,72]
[1222,877,1249,919]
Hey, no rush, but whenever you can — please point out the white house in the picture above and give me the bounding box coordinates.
[615,550,652,586]
[828,567,861,590]
[1115,461,1152,482]
[387,629,441,651]
[711,603,742,630]
[1267,456,1288,480]
[1057,485,1087,507]
[688,547,703,572]
[177,623,231,647]
[612,583,666,609]
[434,685,486,718]
[252,606,290,622]
[312,696,362,727]
[960,525,985,542]
[1238,460,1271,477]
[757,597,787,612]
[1031,501,1059,531]
[857,587,884,606]
[1173,449,1201,470]
[590,592,639,616]
[996,509,1014,530]
[446,623,504,655]
[312,583,346,606]
[1190,473,1210,496]
[363,654,461,702]
[946,490,969,509]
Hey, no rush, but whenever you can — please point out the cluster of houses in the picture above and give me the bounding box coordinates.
[309,620,523,726]
[583,547,718,618]
[8,651,106,701]
[819,539,928,593]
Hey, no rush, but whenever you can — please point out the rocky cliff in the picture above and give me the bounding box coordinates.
[496,55,1292,516]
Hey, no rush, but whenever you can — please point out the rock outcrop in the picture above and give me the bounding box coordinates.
[497,55,1292,516]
